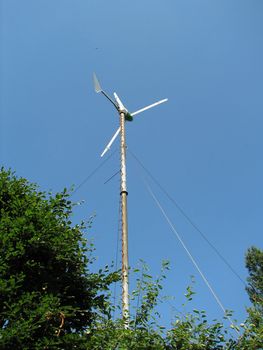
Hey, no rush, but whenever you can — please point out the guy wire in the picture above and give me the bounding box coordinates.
[128,149,247,288]
[71,149,117,196]
[143,178,238,333]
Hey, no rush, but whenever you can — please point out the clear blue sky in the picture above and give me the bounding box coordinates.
[1,0,263,329]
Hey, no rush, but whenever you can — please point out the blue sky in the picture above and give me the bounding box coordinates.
[1,0,263,329]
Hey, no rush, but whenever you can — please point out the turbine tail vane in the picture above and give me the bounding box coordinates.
[93,72,118,109]
[93,73,102,93]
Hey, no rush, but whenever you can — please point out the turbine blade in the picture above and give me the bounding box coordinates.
[101,127,121,157]
[93,72,102,93]
[131,98,168,117]
[113,92,127,111]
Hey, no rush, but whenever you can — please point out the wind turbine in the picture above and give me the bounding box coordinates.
[93,72,168,325]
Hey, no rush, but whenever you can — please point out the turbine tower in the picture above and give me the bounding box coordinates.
[93,73,168,325]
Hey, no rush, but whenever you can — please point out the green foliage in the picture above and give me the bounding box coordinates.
[0,168,119,349]
[88,259,263,349]
[1,168,262,349]
[85,320,166,350]
[130,260,169,329]
[87,273,238,350]
[241,246,263,348]
[166,284,233,350]
[245,246,263,307]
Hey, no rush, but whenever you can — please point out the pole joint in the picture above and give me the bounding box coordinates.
[120,190,128,196]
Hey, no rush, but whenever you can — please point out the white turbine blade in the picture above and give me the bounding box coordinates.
[101,127,121,157]
[131,98,168,117]
[93,72,102,93]
[113,92,127,111]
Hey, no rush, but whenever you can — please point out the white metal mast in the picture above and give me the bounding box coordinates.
[119,109,129,323]
[93,73,168,325]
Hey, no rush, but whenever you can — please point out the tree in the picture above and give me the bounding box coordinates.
[240,246,263,348]
[84,252,263,349]
[86,265,239,350]
[0,168,118,349]
[1,168,262,349]
[245,246,263,307]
